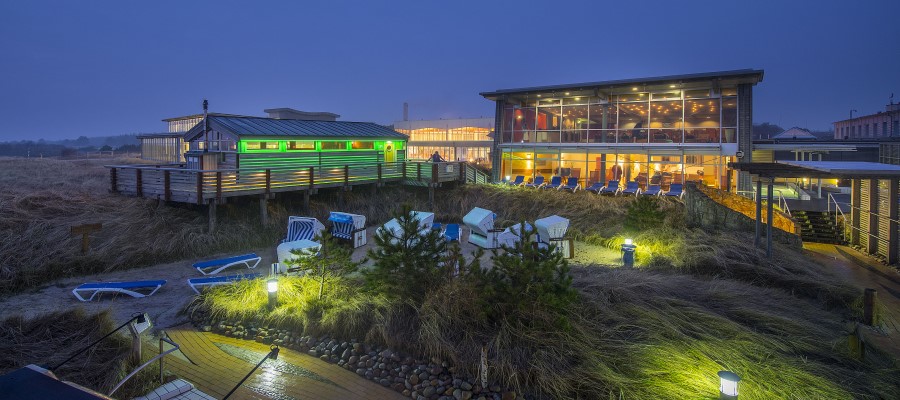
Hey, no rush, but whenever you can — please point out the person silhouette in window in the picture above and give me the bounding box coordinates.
[430,151,445,162]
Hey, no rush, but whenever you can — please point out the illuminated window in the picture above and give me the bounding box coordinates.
[351,141,375,150]
[320,141,346,150]
[287,141,315,150]
[246,141,279,150]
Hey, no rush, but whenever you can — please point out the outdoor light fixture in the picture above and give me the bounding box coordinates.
[131,312,152,334]
[718,370,741,399]
[223,345,280,400]
[49,312,152,371]
[267,278,278,309]
[505,175,511,181]
[621,238,636,268]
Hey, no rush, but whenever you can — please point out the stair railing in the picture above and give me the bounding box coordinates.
[827,192,848,241]
[778,192,791,217]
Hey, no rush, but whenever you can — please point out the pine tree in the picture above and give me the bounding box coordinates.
[284,231,359,300]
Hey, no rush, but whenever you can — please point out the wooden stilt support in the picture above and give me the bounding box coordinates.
[863,288,877,326]
[208,199,217,233]
[429,185,435,208]
[259,195,269,226]
[303,190,310,212]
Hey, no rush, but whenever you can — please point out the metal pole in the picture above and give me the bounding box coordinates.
[755,179,762,248]
[159,337,165,383]
[767,180,774,258]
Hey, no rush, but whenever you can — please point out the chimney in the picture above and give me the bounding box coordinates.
[403,102,409,121]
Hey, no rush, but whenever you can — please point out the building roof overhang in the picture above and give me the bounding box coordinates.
[729,160,900,179]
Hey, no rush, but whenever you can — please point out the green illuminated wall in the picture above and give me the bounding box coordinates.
[236,139,407,170]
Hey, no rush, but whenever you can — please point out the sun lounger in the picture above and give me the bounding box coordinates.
[620,181,641,196]
[664,183,684,199]
[507,175,524,186]
[187,273,261,294]
[642,185,662,196]
[558,177,579,192]
[524,176,545,188]
[432,222,442,232]
[444,223,460,242]
[192,253,261,275]
[584,182,604,194]
[598,180,620,195]
[541,176,562,190]
[72,280,166,302]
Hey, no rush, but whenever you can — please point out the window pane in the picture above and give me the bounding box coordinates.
[288,141,315,150]
[618,101,648,143]
[537,106,560,130]
[320,141,346,150]
[722,97,737,127]
[650,100,683,143]
[588,104,617,130]
[562,105,588,143]
[685,98,720,143]
[246,141,261,150]
[351,141,374,150]
[513,106,535,142]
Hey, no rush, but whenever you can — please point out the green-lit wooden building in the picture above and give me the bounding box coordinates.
[182,115,408,171]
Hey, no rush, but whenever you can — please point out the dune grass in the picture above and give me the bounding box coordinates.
[0,309,161,399]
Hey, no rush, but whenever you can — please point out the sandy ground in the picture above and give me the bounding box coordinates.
[0,226,617,329]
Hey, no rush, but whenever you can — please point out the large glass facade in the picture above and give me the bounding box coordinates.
[394,117,494,166]
[499,89,738,145]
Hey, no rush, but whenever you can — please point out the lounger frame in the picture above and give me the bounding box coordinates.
[188,273,261,294]
[193,253,261,275]
[72,280,166,302]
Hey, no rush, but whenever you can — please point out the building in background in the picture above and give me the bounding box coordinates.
[480,69,764,192]
[834,103,900,139]
[137,133,187,163]
[392,117,493,166]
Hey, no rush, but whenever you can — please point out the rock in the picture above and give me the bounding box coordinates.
[379,378,390,387]
[461,382,473,391]
[201,325,211,332]
[348,356,359,365]
[418,372,429,381]
[423,386,436,397]
[402,389,411,397]
[380,349,393,359]
[356,368,366,376]
[501,392,516,400]
[341,348,352,359]
[489,385,501,393]
[409,374,420,385]
[430,366,444,375]
[307,350,319,357]
[365,370,374,379]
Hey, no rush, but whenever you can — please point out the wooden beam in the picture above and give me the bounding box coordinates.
[216,171,222,203]
[867,179,878,254]
[135,169,143,197]
[71,223,102,254]
[164,170,171,202]
[265,169,271,195]
[110,168,118,193]
[888,179,898,264]
[196,172,203,205]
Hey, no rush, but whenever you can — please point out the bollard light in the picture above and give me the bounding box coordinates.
[505,175,511,182]
[718,370,740,399]
[266,278,278,310]
[131,312,153,334]
[621,238,637,268]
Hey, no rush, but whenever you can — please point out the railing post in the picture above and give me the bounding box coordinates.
[377,164,383,185]
[136,169,143,197]
[265,169,271,195]
[164,170,171,202]
[110,168,118,193]
[459,162,465,182]
[417,163,422,181]
[344,165,350,188]
[308,167,315,189]
[432,163,438,185]
[402,162,407,179]
[196,171,203,205]
[216,171,223,202]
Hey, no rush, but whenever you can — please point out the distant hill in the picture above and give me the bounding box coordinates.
[0,134,140,157]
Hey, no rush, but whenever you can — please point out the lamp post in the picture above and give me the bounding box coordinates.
[718,370,741,399]
[621,238,636,268]
[267,278,278,310]
[222,345,280,400]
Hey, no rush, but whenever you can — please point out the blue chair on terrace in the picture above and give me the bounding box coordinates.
[642,185,662,196]
[598,180,620,195]
[558,177,580,192]
[73,280,167,302]
[524,176,545,188]
[664,183,685,199]
[507,175,525,186]
[542,176,562,190]
[620,181,641,196]
[193,253,262,275]
[584,182,604,194]
[444,223,460,242]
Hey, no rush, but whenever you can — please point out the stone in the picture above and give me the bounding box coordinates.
[501,391,516,400]
[409,374,420,385]
[307,350,319,357]
[461,381,473,391]
[356,368,367,376]
[348,356,359,365]
[341,348,352,359]
[365,370,374,379]
[201,325,211,332]
[380,349,393,359]
[489,385,501,393]
[380,378,390,387]
[423,386,436,397]
[418,372,429,381]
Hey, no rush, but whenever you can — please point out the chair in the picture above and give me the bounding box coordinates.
[72,280,166,302]
[192,253,261,275]
[524,176,545,188]
[283,216,325,243]
[443,223,460,242]
[507,175,525,186]
[664,183,685,199]
[328,212,367,248]
[541,176,562,190]
[642,185,662,196]
[598,180,621,195]
[620,181,641,196]
[558,177,580,192]
[584,182,604,194]
[134,378,217,400]
[188,273,261,295]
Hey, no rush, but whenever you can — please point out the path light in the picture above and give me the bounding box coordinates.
[267,278,278,309]
[621,238,637,268]
[131,312,152,334]
[718,370,740,399]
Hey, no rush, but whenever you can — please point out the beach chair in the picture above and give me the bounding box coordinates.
[598,180,620,195]
[282,216,325,243]
[444,223,460,242]
[642,185,662,196]
[584,182,604,194]
[664,183,685,199]
[558,177,580,192]
[72,280,166,302]
[192,253,261,275]
[328,212,367,248]
[541,176,562,190]
[507,175,525,186]
[432,222,442,232]
[378,211,436,245]
[620,181,641,196]
[524,176,545,188]
[187,273,261,294]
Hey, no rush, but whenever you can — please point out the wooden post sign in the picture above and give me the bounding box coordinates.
[71,223,102,254]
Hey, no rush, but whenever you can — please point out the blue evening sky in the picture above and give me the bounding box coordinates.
[1,0,898,140]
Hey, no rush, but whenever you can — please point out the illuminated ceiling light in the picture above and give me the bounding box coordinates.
[669,84,676,88]
[565,92,570,95]
[631,87,638,91]
[537,94,541,98]
[575,97,580,100]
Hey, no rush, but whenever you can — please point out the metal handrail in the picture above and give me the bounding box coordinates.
[735,190,790,216]
[827,192,848,241]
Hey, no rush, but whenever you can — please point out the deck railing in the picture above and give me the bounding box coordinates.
[108,161,467,204]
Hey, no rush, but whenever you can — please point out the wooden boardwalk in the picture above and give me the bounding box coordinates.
[108,161,473,204]
[163,327,404,400]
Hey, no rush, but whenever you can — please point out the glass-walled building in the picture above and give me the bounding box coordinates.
[480,69,763,191]
[393,117,494,166]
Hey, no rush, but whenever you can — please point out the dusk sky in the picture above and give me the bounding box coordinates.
[1,0,898,140]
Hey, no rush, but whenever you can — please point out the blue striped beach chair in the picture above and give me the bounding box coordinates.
[328,212,367,248]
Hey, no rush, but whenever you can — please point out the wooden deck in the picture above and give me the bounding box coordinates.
[107,161,473,204]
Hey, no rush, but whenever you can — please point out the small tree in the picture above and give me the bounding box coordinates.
[364,206,450,302]
[469,223,576,326]
[284,231,359,300]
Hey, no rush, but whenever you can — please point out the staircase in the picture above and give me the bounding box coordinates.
[464,164,491,184]
[793,211,845,244]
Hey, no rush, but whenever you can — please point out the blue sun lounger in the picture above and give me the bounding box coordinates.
[444,223,460,242]
[507,175,525,186]
[620,181,641,196]
[664,183,685,199]
[598,180,620,195]
[192,253,261,275]
[558,177,580,192]
[187,273,261,294]
[72,280,166,302]
[584,182,604,194]
[642,185,662,196]
[524,176,545,188]
[541,176,562,190]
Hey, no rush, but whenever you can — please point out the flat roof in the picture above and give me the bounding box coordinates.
[480,69,764,99]
[730,160,900,179]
